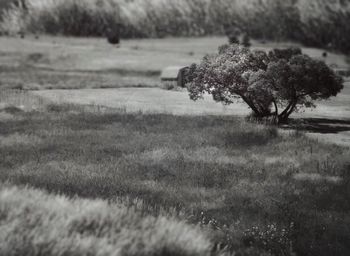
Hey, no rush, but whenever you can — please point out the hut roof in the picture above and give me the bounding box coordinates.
[161,66,187,80]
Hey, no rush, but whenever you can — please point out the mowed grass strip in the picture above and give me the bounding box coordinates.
[0,104,350,255]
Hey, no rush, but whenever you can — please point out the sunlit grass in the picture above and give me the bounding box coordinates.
[0,94,349,255]
[0,66,160,90]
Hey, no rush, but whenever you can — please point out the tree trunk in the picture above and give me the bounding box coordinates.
[241,95,264,117]
[272,100,279,124]
[278,100,297,123]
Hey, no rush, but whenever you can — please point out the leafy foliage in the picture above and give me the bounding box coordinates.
[186,45,343,123]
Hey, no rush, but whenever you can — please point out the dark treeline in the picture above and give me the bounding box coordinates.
[0,0,349,53]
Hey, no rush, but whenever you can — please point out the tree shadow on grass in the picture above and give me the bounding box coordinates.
[282,118,350,134]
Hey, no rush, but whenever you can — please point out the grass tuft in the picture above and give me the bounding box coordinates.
[0,183,212,256]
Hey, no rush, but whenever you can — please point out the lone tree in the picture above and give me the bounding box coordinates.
[186,45,343,123]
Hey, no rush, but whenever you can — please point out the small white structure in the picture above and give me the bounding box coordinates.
[160,66,188,89]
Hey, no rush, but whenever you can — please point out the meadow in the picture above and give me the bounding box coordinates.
[0,6,350,254]
[1,35,349,90]
[1,90,350,255]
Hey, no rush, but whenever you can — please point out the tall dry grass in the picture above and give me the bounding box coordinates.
[297,0,350,54]
[0,0,213,37]
[0,183,212,256]
[1,0,350,53]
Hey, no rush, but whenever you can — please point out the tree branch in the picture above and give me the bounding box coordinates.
[272,99,279,116]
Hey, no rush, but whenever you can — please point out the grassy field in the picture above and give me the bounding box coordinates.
[0,35,349,91]
[32,84,350,146]
[1,90,350,255]
[1,35,350,255]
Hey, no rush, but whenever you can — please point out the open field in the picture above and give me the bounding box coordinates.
[0,93,350,255]
[0,35,349,90]
[1,35,350,144]
[32,82,350,119]
[32,82,350,146]
[1,36,349,73]
[1,34,350,255]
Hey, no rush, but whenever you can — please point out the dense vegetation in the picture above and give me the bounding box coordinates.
[187,45,344,123]
[1,91,350,255]
[0,0,350,53]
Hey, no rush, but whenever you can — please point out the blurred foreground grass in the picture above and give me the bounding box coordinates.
[0,183,211,256]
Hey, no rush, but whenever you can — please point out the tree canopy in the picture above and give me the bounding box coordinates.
[186,45,344,123]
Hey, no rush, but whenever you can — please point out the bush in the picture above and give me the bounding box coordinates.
[242,33,251,47]
[106,27,120,45]
[228,34,239,45]
[186,45,344,123]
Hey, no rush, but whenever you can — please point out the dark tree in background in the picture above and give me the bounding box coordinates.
[298,0,350,54]
[186,45,344,123]
[106,25,120,45]
[242,33,251,47]
[224,24,240,45]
